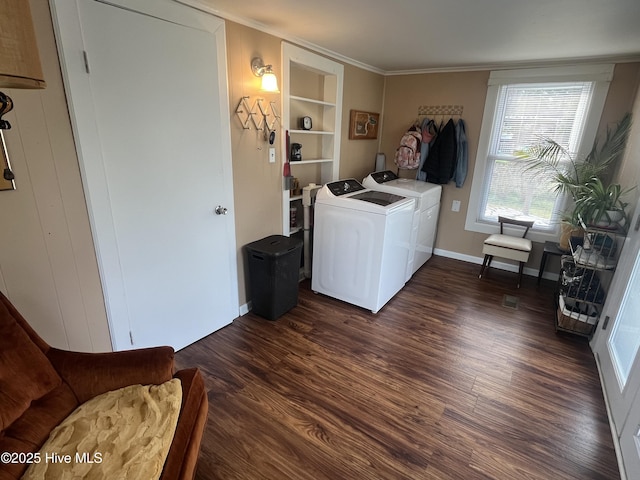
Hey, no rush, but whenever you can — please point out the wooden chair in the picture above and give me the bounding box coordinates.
[479,216,534,288]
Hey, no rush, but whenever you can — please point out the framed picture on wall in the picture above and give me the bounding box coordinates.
[0,131,15,191]
[349,110,380,140]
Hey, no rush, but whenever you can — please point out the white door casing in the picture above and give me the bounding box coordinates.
[50,0,239,351]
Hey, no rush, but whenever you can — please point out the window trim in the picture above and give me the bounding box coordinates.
[465,64,614,243]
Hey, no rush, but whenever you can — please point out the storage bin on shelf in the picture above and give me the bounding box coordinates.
[555,226,624,337]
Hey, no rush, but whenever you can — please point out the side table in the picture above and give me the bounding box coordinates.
[538,241,565,284]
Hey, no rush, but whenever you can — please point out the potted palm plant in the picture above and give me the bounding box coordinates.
[520,113,632,249]
[574,176,634,228]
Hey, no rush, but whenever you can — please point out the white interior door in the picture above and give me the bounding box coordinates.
[51,0,238,351]
[593,197,640,476]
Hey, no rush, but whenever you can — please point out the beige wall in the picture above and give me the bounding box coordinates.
[225,22,284,306]
[380,64,640,272]
[614,75,640,208]
[380,71,489,262]
[0,0,110,352]
[339,64,385,180]
[225,22,385,304]
[4,2,638,350]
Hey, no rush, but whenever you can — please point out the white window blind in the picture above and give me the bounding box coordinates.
[481,82,595,228]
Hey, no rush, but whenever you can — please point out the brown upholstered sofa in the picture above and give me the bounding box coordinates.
[0,291,208,480]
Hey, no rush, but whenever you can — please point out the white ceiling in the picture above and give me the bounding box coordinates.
[187,0,640,73]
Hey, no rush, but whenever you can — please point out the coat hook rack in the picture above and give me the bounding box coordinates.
[235,96,259,130]
[417,104,464,117]
[258,99,280,131]
[235,96,280,132]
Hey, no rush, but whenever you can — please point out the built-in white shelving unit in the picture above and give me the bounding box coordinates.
[281,43,343,251]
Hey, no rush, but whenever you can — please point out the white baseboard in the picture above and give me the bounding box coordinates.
[237,249,560,315]
[433,248,560,282]
[239,301,251,316]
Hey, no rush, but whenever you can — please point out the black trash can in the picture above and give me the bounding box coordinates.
[245,235,303,320]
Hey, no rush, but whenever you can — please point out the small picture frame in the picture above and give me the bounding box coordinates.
[349,110,380,140]
[0,131,15,191]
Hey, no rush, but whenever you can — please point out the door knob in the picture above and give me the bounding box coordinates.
[215,205,228,215]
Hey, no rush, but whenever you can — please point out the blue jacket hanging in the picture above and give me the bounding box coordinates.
[454,119,468,188]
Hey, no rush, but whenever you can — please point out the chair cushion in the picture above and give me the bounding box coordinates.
[484,233,532,252]
[0,299,62,431]
[22,379,182,480]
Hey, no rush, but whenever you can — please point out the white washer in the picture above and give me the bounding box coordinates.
[312,179,415,313]
[363,171,442,279]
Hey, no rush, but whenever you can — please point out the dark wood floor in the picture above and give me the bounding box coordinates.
[176,256,619,480]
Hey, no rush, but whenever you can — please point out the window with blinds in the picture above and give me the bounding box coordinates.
[480,81,595,229]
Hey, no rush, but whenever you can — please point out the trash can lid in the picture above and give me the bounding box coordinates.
[245,235,303,256]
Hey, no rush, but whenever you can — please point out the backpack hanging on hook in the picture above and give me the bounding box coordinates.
[393,125,422,170]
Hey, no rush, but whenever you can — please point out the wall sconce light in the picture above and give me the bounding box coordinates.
[251,57,279,93]
[0,1,47,189]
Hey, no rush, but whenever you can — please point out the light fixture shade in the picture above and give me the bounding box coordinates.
[0,0,46,89]
[261,71,279,93]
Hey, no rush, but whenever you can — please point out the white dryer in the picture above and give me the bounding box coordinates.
[312,179,415,313]
[363,171,442,279]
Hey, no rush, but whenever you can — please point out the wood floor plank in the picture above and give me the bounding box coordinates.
[176,255,619,479]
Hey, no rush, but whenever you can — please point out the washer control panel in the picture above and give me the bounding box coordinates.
[370,170,398,184]
[326,179,366,196]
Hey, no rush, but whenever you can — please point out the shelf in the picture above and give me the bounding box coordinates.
[290,95,336,107]
[290,158,334,165]
[282,42,343,254]
[289,129,334,135]
[569,231,621,271]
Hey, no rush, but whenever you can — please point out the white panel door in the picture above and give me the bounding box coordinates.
[51,0,238,350]
[593,197,640,477]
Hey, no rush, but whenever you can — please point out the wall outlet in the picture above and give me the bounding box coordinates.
[269,147,276,163]
[452,200,461,212]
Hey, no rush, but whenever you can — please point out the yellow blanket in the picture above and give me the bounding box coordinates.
[22,379,182,480]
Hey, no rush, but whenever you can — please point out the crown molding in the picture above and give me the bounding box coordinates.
[384,54,640,76]
[176,1,640,77]
[175,0,385,75]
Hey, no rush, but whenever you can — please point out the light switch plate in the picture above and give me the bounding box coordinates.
[269,147,276,163]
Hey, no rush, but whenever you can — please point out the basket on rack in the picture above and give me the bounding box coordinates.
[556,294,598,335]
[556,308,597,335]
